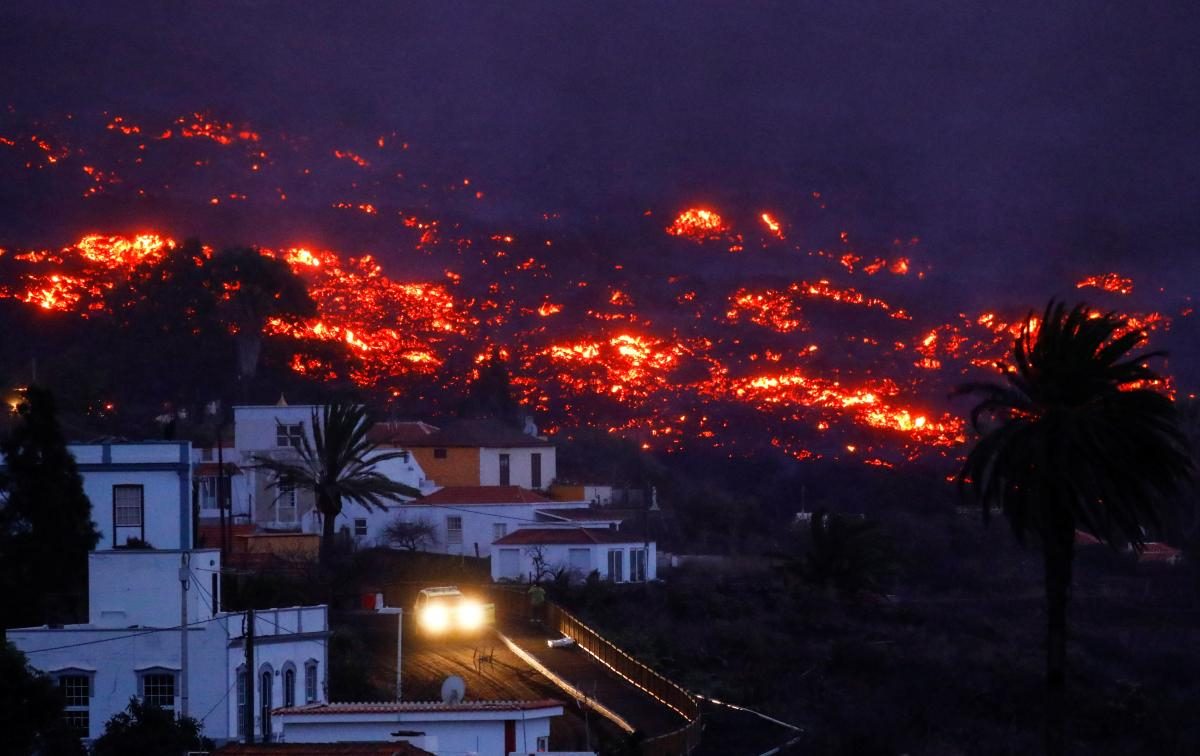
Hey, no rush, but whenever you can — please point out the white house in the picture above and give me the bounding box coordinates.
[402,418,557,490]
[70,442,193,550]
[269,699,563,754]
[491,528,656,584]
[10,549,329,744]
[396,486,587,558]
[231,403,428,542]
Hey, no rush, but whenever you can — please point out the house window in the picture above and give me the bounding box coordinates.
[433,448,448,459]
[531,452,542,489]
[276,422,304,449]
[630,548,647,582]
[446,516,463,545]
[260,668,273,740]
[139,669,177,712]
[354,518,368,537]
[568,548,591,574]
[275,477,297,524]
[113,485,144,527]
[607,549,624,582]
[498,453,510,486]
[56,672,91,738]
[492,523,507,541]
[537,735,550,751]
[199,475,232,511]
[283,666,296,708]
[236,667,247,737]
[305,661,318,703]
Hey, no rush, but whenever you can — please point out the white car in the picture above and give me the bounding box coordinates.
[414,586,489,636]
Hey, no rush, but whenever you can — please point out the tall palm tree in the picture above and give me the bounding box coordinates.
[253,404,418,567]
[957,300,1194,755]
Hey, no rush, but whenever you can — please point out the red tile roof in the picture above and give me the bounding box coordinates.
[417,486,550,506]
[493,527,639,545]
[274,699,563,715]
[216,743,431,755]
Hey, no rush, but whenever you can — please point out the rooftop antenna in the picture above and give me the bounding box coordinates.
[440,675,466,705]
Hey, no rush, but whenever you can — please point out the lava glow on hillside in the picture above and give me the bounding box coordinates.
[0,109,1188,468]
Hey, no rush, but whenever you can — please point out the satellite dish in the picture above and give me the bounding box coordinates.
[440,675,466,704]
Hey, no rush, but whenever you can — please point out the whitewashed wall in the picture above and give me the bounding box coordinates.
[478,446,556,489]
[70,442,192,550]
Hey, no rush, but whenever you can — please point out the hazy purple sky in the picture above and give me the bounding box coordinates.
[2,0,1199,295]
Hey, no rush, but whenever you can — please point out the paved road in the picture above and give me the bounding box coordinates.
[355,612,627,753]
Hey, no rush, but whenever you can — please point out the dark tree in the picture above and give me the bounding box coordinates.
[383,516,438,550]
[458,348,522,426]
[0,642,86,755]
[957,301,1194,756]
[209,246,315,397]
[91,697,212,756]
[0,386,100,629]
[792,511,898,597]
[253,404,419,567]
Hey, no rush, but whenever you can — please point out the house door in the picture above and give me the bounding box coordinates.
[607,549,624,582]
[498,548,521,579]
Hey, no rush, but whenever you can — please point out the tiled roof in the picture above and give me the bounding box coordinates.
[216,743,431,755]
[274,699,563,715]
[367,420,440,446]
[493,527,639,546]
[407,418,552,448]
[417,486,550,506]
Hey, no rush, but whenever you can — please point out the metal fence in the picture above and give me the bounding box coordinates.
[490,587,702,755]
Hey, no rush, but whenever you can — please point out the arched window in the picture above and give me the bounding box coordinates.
[235,666,247,738]
[304,659,319,703]
[259,665,274,741]
[282,663,297,708]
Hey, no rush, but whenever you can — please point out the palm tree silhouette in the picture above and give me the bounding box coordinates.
[253,404,419,567]
[957,300,1193,755]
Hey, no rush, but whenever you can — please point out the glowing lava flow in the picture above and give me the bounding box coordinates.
[667,208,728,240]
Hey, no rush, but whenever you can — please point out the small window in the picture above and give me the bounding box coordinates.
[139,670,177,712]
[283,666,296,708]
[305,661,318,703]
[537,735,550,751]
[275,476,298,524]
[434,447,448,459]
[236,668,248,737]
[276,422,304,449]
[498,453,511,486]
[446,516,463,545]
[57,672,91,738]
[260,668,273,738]
[113,485,144,527]
[353,519,368,537]
[199,475,232,511]
[492,523,507,541]
[531,452,542,489]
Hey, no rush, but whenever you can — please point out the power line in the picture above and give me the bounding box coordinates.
[21,614,227,655]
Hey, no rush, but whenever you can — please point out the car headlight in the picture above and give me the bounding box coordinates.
[420,604,451,633]
[456,600,485,631]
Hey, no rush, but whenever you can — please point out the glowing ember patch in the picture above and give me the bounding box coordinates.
[1076,273,1133,295]
[666,208,728,240]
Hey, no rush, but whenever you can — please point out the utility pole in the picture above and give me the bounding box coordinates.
[244,609,255,743]
[178,551,190,718]
[396,608,403,700]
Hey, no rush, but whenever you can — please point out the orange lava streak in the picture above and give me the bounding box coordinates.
[1076,273,1133,295]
